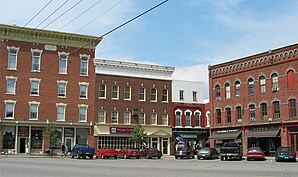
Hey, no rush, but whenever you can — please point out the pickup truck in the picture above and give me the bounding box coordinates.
[95,147,118,159]
[220,142,243,161]
[70,144,95,159]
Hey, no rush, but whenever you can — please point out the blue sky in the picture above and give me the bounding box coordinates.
[1,0,298,99]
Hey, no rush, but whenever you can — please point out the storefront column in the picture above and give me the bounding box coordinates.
[61,127,64,144]
[15,125,18,154]
[242,133,248,156]
[74,128,77,145]
[0,126,2,152]
[28,126,31,154]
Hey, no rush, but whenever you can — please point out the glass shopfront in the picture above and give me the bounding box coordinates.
[2,126,15,151]
[31,128,43,152]
[289,127,298,155]
[76,128,88,145]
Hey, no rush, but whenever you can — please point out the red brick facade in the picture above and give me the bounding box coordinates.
[209,43,298,156]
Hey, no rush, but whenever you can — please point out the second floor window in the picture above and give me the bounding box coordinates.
[151,88,157,102]
[175,111,181,126]
[215,85,221,99]
[150,112,157,125]
[216,109,221,124]
[79,84,88,98]
[249,104,256,122]
[99,83,106,99]
[112,84,119,99]
[80,55,89,75]
[7,47,19,70]
[195,112,201,127]
[79,106,87,122]
[57,104,66,121]
[6,77,17,94]
[139,112,145,125]
[261,103,267,121]
[185,111,191,126]
[236,106,242,121]
[235,81,241,97]
[260,76,266,93]
[59,53,68,74]
[225,83,230,99]
[162,113,168,125]
[273,101,280,119]
[5,101,15,118]
[289,99,297,118]
[272,73,279,90]
[29,103,39,120]
[124,111,131,124]
[248,78,254,95]
[58,82,67,97]
[111,110,118,124]
[98,110,106,123]
[226,108,231,123]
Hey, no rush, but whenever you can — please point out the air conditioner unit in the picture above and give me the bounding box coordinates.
[216,97,221,101]
[275,113,280,119]
[272,86,279,92]
[268,118,272,122]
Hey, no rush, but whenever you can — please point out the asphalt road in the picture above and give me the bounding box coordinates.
[0,156,297,177]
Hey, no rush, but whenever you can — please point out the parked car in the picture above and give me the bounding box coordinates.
[220,142,243,161]
[70,144,95,159]
[275,147,296,162]
[197,147,219,160]
[140,148,162,159]
[95,147,118,159]
[117,148,141,159]
[175,147,195,159]
[246,147,265,161]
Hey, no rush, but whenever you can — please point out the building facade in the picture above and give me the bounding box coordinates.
[0,24,101,154]
[172,80,210,151]
[93,59,175,155]
[209,43,298,155]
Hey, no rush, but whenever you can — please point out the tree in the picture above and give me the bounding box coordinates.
[42,123,60,156]
[130,124,148,149]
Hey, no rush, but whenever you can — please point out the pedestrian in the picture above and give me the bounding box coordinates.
[61,143,66,156]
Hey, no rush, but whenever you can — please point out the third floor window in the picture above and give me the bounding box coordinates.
[80,55,89,76]
[7,46,19,70]
[59,53,68,74]
[260,76,266,93]
[31,49,42,72]
[289,99,297,118]
[248,78,254,95]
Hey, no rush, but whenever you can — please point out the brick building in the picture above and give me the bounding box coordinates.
[0,24,101,154]
[172,80,210,151]
[93,59,175,155]
[208,43,298,156]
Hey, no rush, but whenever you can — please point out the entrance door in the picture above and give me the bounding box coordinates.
[290,134,298,155]
[162,138,168,155]
[19,138,26,153]
[65,137,73,153]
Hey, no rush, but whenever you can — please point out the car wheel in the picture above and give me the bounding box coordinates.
[247,158,250,161]
[71,155,74,159]
[158,157,161,159]
[114,156,117,159]
[124,154,127,159]
[221,156,224,161]
[175,156,178,159]
[101,154,105,159]
[89,155,93,159]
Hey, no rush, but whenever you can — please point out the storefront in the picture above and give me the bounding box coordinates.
[94,125,172,155]
[287,126,298,155]
[210,129,242,151]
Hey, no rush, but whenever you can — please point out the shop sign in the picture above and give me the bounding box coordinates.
[64,128,74,137]
[110,127,134,134]
[180,134,197,138]
[18,126,29,137]
[215,129,239,134]
[249,125,278,131]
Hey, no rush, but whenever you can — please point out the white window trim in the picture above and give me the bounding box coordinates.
[57,80,68,98]
[161,113,168,126]
[56,103,67,121]
[78,104,88,122]
[139,87,146,102]
[6,76,18,95]
[194,110,201,128]
[58,51,69,75]
[31,48,43,72]
[4,100,17,119]
[111,110,118,124]
[98,110,106,124]
[139,112,145,125]
[150,112,157,125]
[150,88,157,102]
[124,111,131,124]
[175,109,182,127]
[79,82,89,99]
[111,84,119,100]
[80,54,90,76]
[99,83,107,99]
[28,101,40,120]
[184,109,192,127]
[162,89,169,103]
[124,85,131,101]
[7,46,20,70]
[29,78,41,96]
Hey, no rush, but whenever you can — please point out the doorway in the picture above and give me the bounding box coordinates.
[65,137,73,153]
[19,138,27,153]
[162,138,168,155]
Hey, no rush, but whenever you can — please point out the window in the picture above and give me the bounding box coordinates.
[175,111,182,126]
[30,79,40,95]
[215,85,221,100]
[162,89,168,102]
[6,77,17,94]
[57,81,67,97]
[236,106,242,122]
[79,83,88,99]
[248,78,254,95]
[249,104,256,122]
[272,73,279,90]
[193,91,198,102]
[179,90,184,100]
[216,109,221,124]
[235,81,241,97]
[29,102,39,120]
[289,99,297,118]
[7,46,19,70]
[5,100,16,118]
[261,103,267,121]
[80,54,89,76]
[195,111,201,127]
[99,83,106,99]
[56,104,66,121]
[260,76,266,93]
[139,112,145,125]
[185,111,191,126]
[226,108,231,123]
[287,70,295,89]
[98,110,106,123]
[272,101,280,119]
[78,105,88,122]
[162,113,168,125]
[58,52,68,74]
[124,111,131,124]
[111,110,118,124]
[31,49,42,72]
[225,83,230,99]
[111,84,119,99]
[150,112,157,125]
[151,88,157,102]
[139,86,146,101]
[124,85,131,100]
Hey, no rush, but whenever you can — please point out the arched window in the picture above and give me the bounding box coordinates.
[235,81,241,97]
[249,104,255,122]
[111,84,119,99]
[124,111,131,124]
[194,111,201,127]
[150,112,157,125]
[185,111,191,126]
[271,73,279,91]
[216,109,221,124]
[98,110,106,123]
[111,110,118,124]
[225,108,231,123]
[261,103,267,121]
[139,86,146,101]
[287,70,295,89]
[248,78,254,95]
[273,101,280,119]
[151,88,157,102]
[215,85,221,100]
[289,99,297,118]
[236,106,242,122]
[225,83,230,99]
[175,110,182,126]
[259,76,266,93]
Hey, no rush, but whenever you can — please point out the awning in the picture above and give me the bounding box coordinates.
[210,131,242,140]
[246,129,280,138]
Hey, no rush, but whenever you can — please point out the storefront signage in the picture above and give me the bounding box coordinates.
[44,45,57,51]
[215,129,239,134]
[180,134,197,138]
[18,126,29,137]
[64,128,74,137]
[249,125,278,131]
[110,127,134,134]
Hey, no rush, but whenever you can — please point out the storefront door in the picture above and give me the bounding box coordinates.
[290,133,298,155]
[162,138,168,155]
[19,138,27,153]
[65,137,73,152]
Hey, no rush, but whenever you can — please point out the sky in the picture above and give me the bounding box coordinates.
[1,0,298,99]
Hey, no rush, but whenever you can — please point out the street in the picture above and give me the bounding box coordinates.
[0,156,297,177]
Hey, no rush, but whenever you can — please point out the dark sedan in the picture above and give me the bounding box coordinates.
[197,147,219,160]
[247,147,265,161]
[275,147,296,162]
[175,147,195,159]
[140,148,162,159]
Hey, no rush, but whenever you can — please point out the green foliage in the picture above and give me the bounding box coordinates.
[43,123,60,149]
[130,124,148,148]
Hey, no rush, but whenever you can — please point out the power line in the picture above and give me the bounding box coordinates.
[43,0,83,29]
[75,0,124,33]
[58,0,103,31]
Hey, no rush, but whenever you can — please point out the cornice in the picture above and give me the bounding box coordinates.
[0,23,101,49]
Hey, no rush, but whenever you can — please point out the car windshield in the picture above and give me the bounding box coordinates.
[199,148,210,153]
[248,147,262,152]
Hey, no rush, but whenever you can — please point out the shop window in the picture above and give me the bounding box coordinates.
[76,128,88,145]
[289,99,297,118]
[225,83,231,99]
[249,104,256,122]
[2,126,16,150]
[248,78,254,95]
[273,101,280,119]
[216,109,221,124]
[31,129,43,151]
[226,108,231,123]
[235,81,241,97]
[287,70,295,89]
[259,76,266,93]
[261,103,268,121]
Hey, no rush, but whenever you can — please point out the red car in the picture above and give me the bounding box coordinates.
[118,148,141,159]
[140,148,162,159]
[95,147,118,159]
[247,147,265,161]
